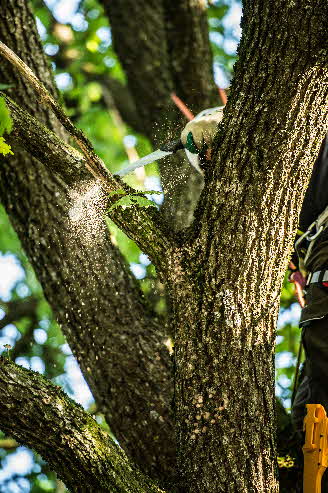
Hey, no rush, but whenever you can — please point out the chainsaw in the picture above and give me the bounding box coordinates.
[114,137,203,177]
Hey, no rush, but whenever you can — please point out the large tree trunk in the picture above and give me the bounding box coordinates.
[169,1,328,491]
[0,0,221,484]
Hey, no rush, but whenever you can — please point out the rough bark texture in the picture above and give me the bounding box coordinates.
[0,0,221,483]
[0,0,176,484]
[101,0,219,229]
[169,1,328,491]
[0,357,165,493]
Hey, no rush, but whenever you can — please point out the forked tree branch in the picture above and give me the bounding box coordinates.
[0,357,166,493]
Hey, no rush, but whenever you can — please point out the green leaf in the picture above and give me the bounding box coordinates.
[0,96,13,136]
[108,195,157,212]
[108,190,161,211]
[108,189,125,197]
[0,136,13,156]
[144,190,162,195]
[109,189,161,197]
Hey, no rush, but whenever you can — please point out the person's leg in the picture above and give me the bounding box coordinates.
[291,370,310,435]
[303,317,328,410]
[292,317,328,430]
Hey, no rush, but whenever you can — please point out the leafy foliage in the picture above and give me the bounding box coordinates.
[109,195,157,211]
[108,190,161,211]
[0,137,13,156]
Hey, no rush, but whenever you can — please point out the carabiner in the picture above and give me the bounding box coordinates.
[295,222,316,251]
[307,224,324,241]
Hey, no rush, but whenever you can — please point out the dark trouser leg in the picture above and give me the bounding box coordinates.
[303,317,328,410]
[291,371,310,434]
[292,317,328,430]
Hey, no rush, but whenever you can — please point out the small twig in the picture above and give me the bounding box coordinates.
[0,41,117,193]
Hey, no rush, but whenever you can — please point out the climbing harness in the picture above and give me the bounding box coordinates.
[295,204,328,277]
[307,270,328,287]
[303,404,328,492]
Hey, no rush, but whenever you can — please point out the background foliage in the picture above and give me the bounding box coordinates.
[0,0,301,491]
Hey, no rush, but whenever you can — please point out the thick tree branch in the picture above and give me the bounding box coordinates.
[163,0,219,109]
[0,40,112,186]
[101,0,172,140]
[0,89,175,269]
[0,43,176,267]
[0,357,165,493]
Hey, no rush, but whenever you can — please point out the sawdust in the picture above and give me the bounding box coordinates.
[68,179,107,244]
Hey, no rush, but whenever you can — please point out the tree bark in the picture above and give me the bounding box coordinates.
[0,357,166,493]
[0,0,176,483]
[170,1,328,491]
[0,23,307,493]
